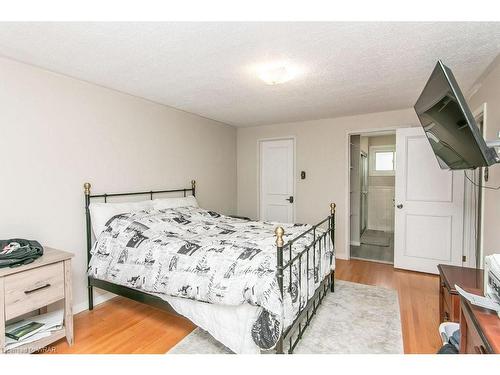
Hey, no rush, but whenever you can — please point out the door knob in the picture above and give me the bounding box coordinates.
[286,196,294,203]
[397,204,403,209]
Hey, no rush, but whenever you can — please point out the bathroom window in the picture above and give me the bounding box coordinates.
[369,145,395,176]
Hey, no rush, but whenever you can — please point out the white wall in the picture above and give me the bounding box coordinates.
[367,134,396,187]
[0,57,237,313]
[366,134,395,232]
[360,136,369,155]
[236,108,419,259]
[367,186,395,232]
[469,56,500,258]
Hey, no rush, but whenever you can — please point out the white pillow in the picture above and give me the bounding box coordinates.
[89,200,153,236]
[152,195,199,210]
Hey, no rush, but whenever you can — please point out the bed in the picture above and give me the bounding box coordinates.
[84,180,335,354]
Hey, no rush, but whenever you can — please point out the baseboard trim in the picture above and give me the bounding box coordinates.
[73,290,115,315]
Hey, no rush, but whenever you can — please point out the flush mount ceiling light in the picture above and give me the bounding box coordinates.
[256,61,301,85]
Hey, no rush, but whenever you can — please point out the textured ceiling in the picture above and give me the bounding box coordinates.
[0,22,499,127]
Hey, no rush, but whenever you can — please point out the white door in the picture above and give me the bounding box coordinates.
[260,139,295,222]
[394,127,464,274]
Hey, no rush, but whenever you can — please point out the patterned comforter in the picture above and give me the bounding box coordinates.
[88,206,334,350]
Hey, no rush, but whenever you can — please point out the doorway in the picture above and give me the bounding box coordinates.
[347,127,468,274]
[349,132,396,264]
[259,138,295,222]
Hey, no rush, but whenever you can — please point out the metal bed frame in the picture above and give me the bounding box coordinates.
[84,180,335,354]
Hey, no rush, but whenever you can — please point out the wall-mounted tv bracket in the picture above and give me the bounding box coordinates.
[484,138,500,182]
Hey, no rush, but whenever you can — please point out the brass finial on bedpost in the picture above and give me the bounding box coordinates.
[330,202,336,215]
[84,182,91,196]
[191,180,196,190]
[275,226,285,248]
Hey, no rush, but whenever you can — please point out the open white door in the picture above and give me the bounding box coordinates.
[394,127,464,274]
[260,139,294,223]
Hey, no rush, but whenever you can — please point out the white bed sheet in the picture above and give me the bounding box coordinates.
[163,294,262,354]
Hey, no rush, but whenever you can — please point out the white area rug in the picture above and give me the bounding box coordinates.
[167,280,404,354]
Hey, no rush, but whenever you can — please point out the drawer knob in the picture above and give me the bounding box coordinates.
[24,283,51,294]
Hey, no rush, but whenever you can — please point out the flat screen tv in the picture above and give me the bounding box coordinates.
[414,60,498,170]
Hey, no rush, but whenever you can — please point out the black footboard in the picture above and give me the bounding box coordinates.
[274,203,336,354]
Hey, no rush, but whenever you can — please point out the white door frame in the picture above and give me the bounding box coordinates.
[344,126,406,260]
[257,136,296,222]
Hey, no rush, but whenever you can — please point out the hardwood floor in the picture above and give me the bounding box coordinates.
[47,258,441,354]
[49,297,195,354]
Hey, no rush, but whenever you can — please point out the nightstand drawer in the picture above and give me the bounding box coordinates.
[4,262,65,320]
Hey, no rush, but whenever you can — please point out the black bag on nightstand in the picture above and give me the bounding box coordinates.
[0,239,44,268]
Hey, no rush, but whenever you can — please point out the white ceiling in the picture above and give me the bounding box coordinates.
[0,22,499,127]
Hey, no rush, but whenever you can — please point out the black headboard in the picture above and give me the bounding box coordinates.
[83,180,196,267]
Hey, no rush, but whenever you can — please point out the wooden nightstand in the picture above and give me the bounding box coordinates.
[0,248,74,354]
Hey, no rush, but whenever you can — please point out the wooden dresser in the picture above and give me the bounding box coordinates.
[438,264,483,323]
[438,263,499,354]
[459,295,500,354]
